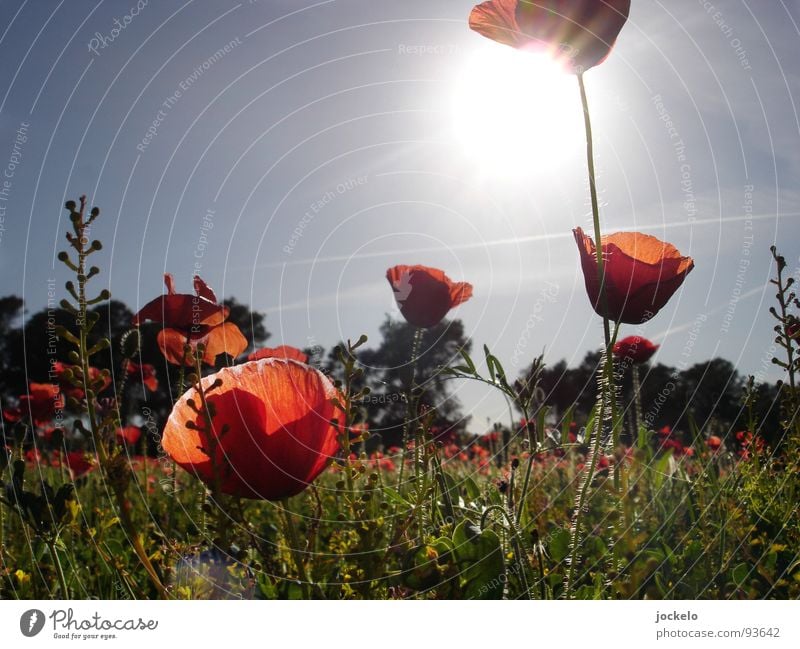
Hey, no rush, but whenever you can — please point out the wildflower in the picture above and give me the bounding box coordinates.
[52,362,111,401]
[12,383,63,426]
[386,265,473,329]
[132,274,247,366]
[573,227,694,324]
[126,361,159,392]
[469,0,631,72]
[64,451,96,479]
[162,358,341,500]
[116,425,142,445]
[613,336,659,364]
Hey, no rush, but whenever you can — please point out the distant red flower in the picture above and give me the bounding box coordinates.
[787,318,800,340]
[386,265,473,329]
[116,425,142,445]
[612,336,659,364]
[64,451,96,479]
[248,345,308,363]
[469,0,631,72]
[132,274,247,366]
[52,362,111,401]
[16,383,63,426]
[707,435,722,451]
[574,227,694,324]
[126,361,158,392]
[735,430,764,461]
[369,452,395,472]
[162,358,342,500]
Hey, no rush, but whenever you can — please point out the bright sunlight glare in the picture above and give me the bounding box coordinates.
[452,46,584,178]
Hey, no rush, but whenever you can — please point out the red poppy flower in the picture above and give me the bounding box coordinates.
[18,383,63,426]
[707,435,722,451]
[386,265,473,329]
[126,361,159,392]
[162,358,342,500]
[64,451,96,479]
[133,274,247,366]
[248,345,309,363]
[469,0,631,72]
[52,362,111,401]
[573,227,694,324]
[612,336,659,364]
[116,425,142,445]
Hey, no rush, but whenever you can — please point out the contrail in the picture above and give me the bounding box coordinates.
[232,210,799,272]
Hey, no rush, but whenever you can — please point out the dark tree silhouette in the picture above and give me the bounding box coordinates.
[320,317,472,448]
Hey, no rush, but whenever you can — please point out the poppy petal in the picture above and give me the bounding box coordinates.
[198,322,248,365]
[469,0,524,48]
[248,345,309,363]
[193,275,218,303]
[163,359,341,500]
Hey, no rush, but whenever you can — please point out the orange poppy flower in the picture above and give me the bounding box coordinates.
[133,274,247,366]
[248,345,308,363]
[162,358,341,500]
[612,336,658,364]
[469,0,631,72]
[386,265,473,329]
[573,227,694,324]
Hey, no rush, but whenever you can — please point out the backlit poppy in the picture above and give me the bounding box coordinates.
[386,265,473,329]
[133,274,247,366]
[126,361,159,392]
[162,358,341,500]
[469,0,631,72]
[248,345,308,363]
[612,336,659,364]
[573,227,694,324]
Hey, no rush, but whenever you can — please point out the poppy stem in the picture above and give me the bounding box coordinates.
[47,536,70,598]
[577,73,611,350]
[397,328,423,496]
[279,499,311,599]
[577,72,622,489]
[632,364,643,437]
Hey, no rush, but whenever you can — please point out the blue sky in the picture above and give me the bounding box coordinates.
[0,0,798,429]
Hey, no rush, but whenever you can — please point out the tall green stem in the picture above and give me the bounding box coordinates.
[280,499,311,599]
[47,538,70,598]
[397,328,423,496]
[577,73,611,350]
[577,73,621,485]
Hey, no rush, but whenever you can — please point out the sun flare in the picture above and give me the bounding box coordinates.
[452,46,584,177]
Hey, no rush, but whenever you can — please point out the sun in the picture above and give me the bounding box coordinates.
[451,45,584,178]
